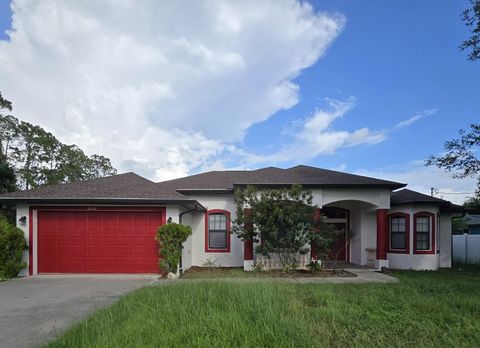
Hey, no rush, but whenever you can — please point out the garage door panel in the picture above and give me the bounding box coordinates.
[38,209,163,274]
[133,236,149,246]
[71,247,87,258]
[57,248,71,257]
[117,237,132,246]
[104,248,118,259]
[87,226,102,235]
[102,236,117,245]
[117,247,132,257]
[56,240,69,249]
[71,238,86,247]
[87,246,101,257]
[101,259,117,272]
[149,246,159,257]
[86,258,103,272]
[117,259,134,272]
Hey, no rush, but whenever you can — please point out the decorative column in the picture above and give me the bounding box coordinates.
[243,208,254,271]
[375,209,389,270]
[244,239,254,271]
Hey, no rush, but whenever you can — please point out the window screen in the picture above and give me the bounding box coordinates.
[390,216,406,249]
[208,213,227,249]
[416,216,430,251]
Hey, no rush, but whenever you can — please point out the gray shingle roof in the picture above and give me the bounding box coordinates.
[157,165,406,191]
[0,172,186,201]
[391,189,453,206]
[0,165,407,204]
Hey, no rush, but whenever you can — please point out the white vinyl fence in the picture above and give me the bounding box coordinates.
[452,234,480,264]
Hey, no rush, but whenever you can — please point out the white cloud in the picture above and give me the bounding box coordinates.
[354,161,477,205]
[395,108,438,129]
[0,0,344,180]
[243,97,386,164]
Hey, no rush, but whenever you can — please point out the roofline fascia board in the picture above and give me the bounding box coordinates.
[392,201,452,207]
[0,198,206,210]
[232,183,407,189]
[176,189,234,194]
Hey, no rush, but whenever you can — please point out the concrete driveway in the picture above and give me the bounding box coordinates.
[0,275,158,348]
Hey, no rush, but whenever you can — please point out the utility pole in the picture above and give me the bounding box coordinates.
[430,187,435,197]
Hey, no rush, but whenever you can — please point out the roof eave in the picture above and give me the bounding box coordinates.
[233,183,407,190]
[392,200,466,212]
[176,189,234,194]
[0,197,206,211]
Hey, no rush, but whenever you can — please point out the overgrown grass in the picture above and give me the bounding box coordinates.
[47,265,480,347]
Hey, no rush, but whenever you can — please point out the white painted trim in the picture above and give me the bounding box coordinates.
[244,260,254,271]
[32,209,38,275]
[375,259,389,270]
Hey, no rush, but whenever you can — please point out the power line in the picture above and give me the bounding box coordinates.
[436,191,476,195]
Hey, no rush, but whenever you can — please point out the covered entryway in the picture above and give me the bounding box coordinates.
[36,207,165,274]
[322,207,349,262]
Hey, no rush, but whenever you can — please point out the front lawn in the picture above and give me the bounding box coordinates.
[47,265,480,347]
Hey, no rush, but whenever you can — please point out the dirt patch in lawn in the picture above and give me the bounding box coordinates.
[181,267,356,279]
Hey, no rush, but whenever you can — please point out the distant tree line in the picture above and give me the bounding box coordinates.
[0,92,117,193]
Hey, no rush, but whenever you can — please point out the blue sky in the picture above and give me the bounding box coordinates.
[242,0,479,170]
[0,1,478,202]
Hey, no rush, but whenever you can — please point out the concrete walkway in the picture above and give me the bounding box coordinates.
[165,269,398,285]
[292,269,398,284]
[0,275,157,348]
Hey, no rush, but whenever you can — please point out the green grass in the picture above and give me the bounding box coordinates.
[47,265,480,348]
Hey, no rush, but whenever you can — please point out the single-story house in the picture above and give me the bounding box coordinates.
[464,215,480,235]
[0,165,463,275]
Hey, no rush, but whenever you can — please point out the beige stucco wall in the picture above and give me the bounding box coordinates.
[386,205,451,270]
[312,188,391,209]
[184,194,244,268]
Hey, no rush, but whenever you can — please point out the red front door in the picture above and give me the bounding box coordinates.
[328,222,347,262]
[37,209,164,273]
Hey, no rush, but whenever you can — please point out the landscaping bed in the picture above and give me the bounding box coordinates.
[181,266,356,279]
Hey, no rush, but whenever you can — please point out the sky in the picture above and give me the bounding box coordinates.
[0,0,478,203]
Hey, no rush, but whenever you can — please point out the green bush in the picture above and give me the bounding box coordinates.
[306,260,323,274]
[156,223,192,274]
[0,215,27,279]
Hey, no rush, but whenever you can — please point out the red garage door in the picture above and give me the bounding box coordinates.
[37,208,165,273]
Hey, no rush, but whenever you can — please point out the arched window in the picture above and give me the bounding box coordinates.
[413,212,435,254]
[205,209,230,253]
[388,213,410,253]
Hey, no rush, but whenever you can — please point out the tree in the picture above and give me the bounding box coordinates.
[426,124,480,203]
[464,196,480,209]
[86,154,117,179]
[0,93,16,193]
[460,0,480,61]
[0,163,16,194]
[0,92,12,111]
[0,92,117,189]
[233,184,319,272]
